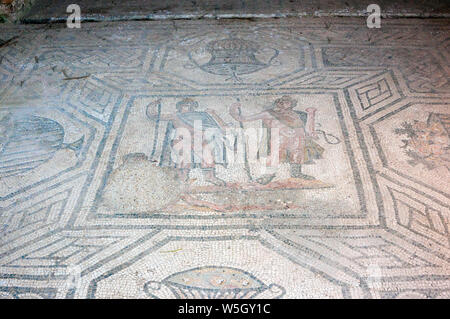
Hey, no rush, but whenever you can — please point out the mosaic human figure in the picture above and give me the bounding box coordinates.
[147,98,229,186]
[230,95,323,180]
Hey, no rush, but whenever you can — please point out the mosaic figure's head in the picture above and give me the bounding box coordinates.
[176,98,199,113]
[273,95,297,111]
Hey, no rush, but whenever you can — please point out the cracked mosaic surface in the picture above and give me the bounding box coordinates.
[0,17,449,299]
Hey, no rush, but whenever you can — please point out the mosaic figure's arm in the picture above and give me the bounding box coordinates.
[229,103,271,122]
[305,107,317,137]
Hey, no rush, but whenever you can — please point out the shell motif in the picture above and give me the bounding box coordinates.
[0,115,83,178]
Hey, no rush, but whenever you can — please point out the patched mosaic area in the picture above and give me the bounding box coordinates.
[0,18,449,299]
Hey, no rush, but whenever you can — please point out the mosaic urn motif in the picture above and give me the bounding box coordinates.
[144,266,285,299]
[188,38,279,81]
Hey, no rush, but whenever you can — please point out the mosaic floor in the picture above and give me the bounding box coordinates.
[0,17,449,299]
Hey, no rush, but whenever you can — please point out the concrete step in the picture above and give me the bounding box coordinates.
[21,0,450,23]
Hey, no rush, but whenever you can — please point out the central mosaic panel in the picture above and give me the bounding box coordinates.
[88,92,377,226]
